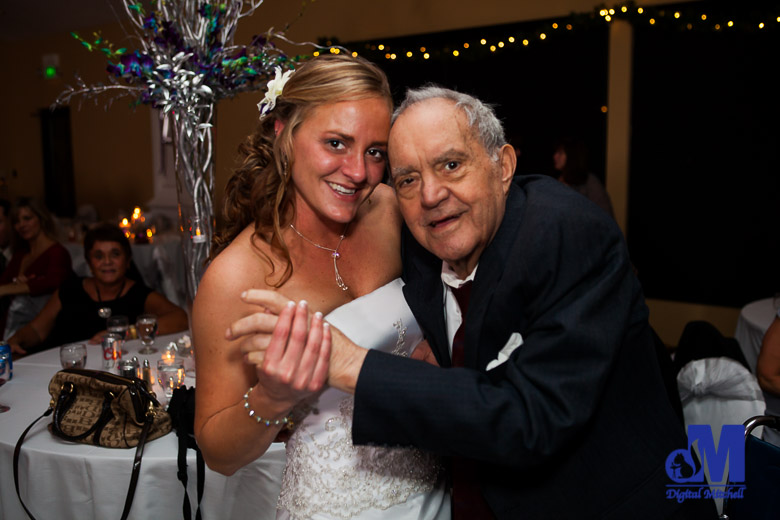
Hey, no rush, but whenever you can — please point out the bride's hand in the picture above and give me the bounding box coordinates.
[227,292,330,402]
[230,289,368,395]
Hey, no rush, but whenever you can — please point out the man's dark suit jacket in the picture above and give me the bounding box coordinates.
[352,175,716,519]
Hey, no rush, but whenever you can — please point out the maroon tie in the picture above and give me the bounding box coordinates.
[450,282,471,368]
[449,282,495,519]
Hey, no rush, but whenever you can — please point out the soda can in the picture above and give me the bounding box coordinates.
[0,342,11,381]
[102,333,122,370]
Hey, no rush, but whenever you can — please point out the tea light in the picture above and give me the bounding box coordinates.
[161,343,177,364]
[191,217,207,244]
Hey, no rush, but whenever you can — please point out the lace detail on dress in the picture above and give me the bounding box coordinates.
[391,319,409,357]
[278,316,440,519]
[278,395,441,520]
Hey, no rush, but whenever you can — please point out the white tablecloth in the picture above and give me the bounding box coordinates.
[0,334,285,520]
[734,297,778,374]
[65,233,188,309]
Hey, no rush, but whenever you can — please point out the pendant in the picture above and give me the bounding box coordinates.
[98,307,112,319]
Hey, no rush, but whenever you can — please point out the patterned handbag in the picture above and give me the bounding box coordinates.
[14,368,172,520]
[47,368,171,447]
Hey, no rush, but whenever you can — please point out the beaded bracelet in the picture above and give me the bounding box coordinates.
[243,386,294,429]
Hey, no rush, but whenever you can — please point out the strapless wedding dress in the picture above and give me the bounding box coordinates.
[277,279,450,520]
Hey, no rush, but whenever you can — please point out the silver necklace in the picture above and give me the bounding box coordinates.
[290,223,349,291]
[95,278,126,318]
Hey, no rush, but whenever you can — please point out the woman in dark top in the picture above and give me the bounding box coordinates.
[8,224,188,356]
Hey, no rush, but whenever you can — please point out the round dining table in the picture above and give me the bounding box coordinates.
[0,333,285,520]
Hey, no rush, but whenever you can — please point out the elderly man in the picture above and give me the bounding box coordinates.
[240,87,716,519]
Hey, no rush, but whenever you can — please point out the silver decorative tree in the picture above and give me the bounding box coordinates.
[56,0,309,304]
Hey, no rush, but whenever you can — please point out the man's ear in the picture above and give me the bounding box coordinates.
[498,143,517,193]
[274,119,285,137]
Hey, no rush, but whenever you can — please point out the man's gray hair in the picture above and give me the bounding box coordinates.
[392,85,507,160]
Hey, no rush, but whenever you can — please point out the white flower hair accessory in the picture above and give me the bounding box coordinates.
[258,66,294,119]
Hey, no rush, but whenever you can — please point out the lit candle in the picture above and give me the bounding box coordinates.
[119,217,132,239]
[162,349,176,364]
[162,342,178,365]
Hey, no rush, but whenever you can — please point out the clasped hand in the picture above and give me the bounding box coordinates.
[226,290,330,404]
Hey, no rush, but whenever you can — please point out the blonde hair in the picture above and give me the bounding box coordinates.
[213,54,392,287]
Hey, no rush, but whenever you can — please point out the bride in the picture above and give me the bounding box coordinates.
[193,55,449,519]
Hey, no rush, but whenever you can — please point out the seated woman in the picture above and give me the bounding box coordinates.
[0,197,73,338]
[8,223,188,356]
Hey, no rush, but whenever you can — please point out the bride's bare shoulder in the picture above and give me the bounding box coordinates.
[199,227,276,295]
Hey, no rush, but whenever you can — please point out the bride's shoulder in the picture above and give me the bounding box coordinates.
[200,227,275,291]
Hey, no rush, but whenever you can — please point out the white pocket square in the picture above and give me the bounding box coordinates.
[486,332,523,371]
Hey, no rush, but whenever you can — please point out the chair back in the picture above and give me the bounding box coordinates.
[677,357,765,515]
[723,415,780,519]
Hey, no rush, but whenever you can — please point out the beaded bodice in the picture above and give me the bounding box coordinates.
[277,279,446,520]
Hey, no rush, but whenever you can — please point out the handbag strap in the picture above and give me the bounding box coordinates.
[51,386,115,444]
[14,407,154,520]
[120,415,154,520]
[14,407,53,520]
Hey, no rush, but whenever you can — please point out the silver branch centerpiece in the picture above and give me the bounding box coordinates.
[55,0,308,305]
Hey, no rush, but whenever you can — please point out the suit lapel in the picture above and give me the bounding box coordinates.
[464,182,527,368]
[401,224,451,367]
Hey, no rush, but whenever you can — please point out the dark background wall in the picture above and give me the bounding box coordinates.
[628,21,780,307]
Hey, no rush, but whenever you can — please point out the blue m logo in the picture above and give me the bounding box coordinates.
[665,424,745,484]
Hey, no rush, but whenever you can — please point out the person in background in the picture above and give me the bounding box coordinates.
[8,223,188,356]
[553,136,614,218]
[756,308,780,446]
[0,198,12,274]
[0,197,73,339]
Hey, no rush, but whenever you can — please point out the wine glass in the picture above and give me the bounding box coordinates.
[157,359,184,400]
[60,343,87,369]
[107,315,130,355]
[136,314,159,354]
[0,355,10,413]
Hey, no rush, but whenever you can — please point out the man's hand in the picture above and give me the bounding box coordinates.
[410,340,439,366]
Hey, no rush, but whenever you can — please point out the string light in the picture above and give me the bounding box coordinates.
[350,3,780,63]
